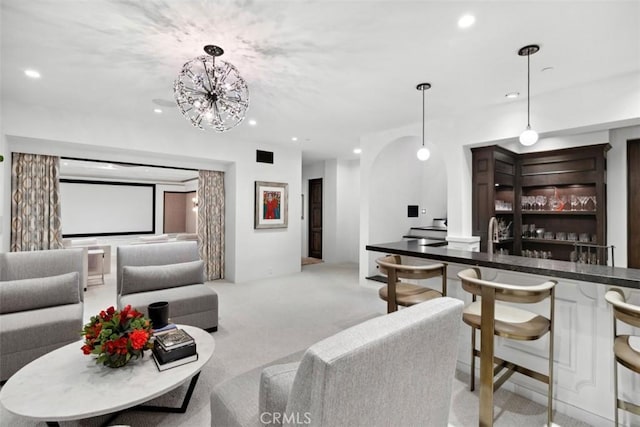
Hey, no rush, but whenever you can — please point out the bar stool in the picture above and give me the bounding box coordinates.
[457,268,556,427]
[605,288,640,426]
[375,255,447,313]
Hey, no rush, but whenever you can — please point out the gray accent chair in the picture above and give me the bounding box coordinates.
[210,297,463,427]
[0,248,85,382]
[117,241,218,332]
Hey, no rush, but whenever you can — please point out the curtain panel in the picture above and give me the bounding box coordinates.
[10,153,64,251]
[197,170,225,280]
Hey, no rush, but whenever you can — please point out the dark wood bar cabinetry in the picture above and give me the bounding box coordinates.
[472,143,610,262]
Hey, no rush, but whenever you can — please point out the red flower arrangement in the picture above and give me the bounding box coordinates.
[81,305,153,368]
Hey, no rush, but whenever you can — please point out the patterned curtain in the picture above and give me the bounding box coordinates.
[11,153,64,251]
[197,170,225,280]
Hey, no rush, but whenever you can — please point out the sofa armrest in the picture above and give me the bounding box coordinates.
[259,362,300,427]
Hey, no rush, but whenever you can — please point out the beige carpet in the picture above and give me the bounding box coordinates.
[301,256,323,265]
[0,262,595,426]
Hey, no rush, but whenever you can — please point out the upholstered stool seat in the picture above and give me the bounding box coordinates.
[605,288,640,424]
[463,301,551,340]
[376,255,447,313]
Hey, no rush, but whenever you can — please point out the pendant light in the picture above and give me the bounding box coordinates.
[518,44,540,146]
[416,83,431,161]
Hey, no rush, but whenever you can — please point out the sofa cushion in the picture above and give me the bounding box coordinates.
[0,303,83,354]
[0,272,80,314]
[119,283,216,318]
[121,260,205,295]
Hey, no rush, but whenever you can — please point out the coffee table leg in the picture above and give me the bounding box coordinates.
[97,373,201,426]
[137,372,201,414]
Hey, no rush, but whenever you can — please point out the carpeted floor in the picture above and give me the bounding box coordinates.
[0,262,594,426]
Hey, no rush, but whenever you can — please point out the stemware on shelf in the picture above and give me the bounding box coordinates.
[570,195,579,211]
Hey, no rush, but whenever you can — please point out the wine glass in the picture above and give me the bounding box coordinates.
[577,196,589,211]
[589,195,597,211]
[535,195,545,211]
[570,195,579,211]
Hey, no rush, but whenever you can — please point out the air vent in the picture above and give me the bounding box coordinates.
[256,150,274,164]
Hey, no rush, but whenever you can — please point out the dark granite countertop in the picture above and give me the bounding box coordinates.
[366,240,640,289]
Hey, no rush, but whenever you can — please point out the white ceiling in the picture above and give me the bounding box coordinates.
[2,1,639,164]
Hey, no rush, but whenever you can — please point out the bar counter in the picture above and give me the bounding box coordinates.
[366,239,640,289]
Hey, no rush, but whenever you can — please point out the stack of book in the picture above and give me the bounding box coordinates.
[152,328,198,371]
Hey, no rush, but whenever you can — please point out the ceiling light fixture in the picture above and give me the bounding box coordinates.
[518,44,540,146]
[353,148,362,154]
[248,119,257,126]
[458,14,476,28]
[174,45,249,132]
[505,92,519,99]
[291,137,298,142]
[153,108,163,114]
[416,83,432,161]
[24,69,41,79]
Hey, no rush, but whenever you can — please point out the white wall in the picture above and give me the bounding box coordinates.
[365,136,447,275]
[335,159,360,263]
[1,101,302,283]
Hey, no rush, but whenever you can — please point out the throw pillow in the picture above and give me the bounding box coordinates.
[121,260,205,295]
[0,272,80,314]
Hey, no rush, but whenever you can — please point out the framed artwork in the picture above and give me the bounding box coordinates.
[254,181,288,229]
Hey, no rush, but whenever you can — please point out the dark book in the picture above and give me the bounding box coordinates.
[152,351,198,371]
[155,328,195,351]
[153,341,197,364]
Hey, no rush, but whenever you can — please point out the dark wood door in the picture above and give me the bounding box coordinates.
[308,178,322,259]
[628,139,640,268]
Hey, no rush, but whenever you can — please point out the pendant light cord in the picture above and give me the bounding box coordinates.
[527,52,531,128]
[422,88,425,147]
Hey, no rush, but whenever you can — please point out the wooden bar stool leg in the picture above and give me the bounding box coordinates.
[470,327,476,392]
[612,317,619,426]
[387,268,398,314]
[547,289,555,426]
[479,286,496,427]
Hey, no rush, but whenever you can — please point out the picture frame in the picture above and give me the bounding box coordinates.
[254,181,288,229]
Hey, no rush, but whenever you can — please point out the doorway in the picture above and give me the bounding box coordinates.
[628,139,640,268]
[308,178,323,259]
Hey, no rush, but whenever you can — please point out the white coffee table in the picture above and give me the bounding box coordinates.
[0,325,214,426]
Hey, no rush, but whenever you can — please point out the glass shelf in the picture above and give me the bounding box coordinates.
[521,210,596,215]
[521,238,585,246]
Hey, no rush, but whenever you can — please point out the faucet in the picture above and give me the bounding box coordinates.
[488,217,499,255]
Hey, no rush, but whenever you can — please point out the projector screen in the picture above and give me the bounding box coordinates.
[60,180,155,237]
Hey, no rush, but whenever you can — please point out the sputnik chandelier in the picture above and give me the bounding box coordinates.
[174,45,249,132]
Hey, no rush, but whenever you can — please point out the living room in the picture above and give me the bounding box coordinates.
[1,1,640,426]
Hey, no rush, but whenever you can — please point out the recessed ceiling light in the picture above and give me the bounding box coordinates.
[505,92,520,99]
[153,108,163,114]
[458,14,475,29]
[24,69,41,79]
[353,148,362,154]
[248,119,257,126]
[291,137,298,142]
[63,162,69,166]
